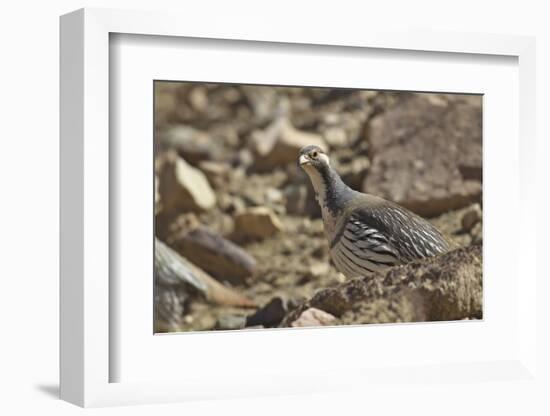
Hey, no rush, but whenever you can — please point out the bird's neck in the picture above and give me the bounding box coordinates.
[307,164,355,216]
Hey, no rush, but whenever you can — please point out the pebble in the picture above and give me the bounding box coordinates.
[234,207,284,240]
[290,307,337,327]
[461,203,482,232]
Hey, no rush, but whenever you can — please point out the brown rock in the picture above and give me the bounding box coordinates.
[159,151,216,213]
[470,222,483,245]
[251,118,326,171]
[363,93,482,217]
[280,245,483,326]
[198,160,230,185]
[461,203,482,232]
[290,308,336,327]
[168,227,257,285]
[234,207,284,240]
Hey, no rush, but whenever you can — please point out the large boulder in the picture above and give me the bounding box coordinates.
[363,94,482,217]
[280,245,482,327]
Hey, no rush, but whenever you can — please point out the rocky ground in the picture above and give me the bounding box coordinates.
[153,82,483,332]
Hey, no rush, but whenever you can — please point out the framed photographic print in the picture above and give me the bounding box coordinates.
[60,8,538,408]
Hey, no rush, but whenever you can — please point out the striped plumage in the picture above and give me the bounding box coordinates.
[298,145,450,278]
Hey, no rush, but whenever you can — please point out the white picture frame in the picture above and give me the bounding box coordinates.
[60,8,538,408]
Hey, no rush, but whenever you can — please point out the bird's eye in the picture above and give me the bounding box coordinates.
[311,151,318,159]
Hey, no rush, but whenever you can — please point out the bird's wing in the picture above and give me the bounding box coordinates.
[337,205,449,264]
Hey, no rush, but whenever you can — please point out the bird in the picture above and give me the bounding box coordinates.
[298,145,451,278]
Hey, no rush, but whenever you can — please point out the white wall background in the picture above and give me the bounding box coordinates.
[0,1,548,414]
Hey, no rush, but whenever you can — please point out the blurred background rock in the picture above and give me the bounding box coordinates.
[154,82,482,332]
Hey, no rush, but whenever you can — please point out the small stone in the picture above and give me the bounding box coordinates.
[335,272,346,283]
[323,127,348,148]
[234,207,284,240]
[291,307,337,327]
[155,175,161,213]
[160,126,212,164]
[218,193,246,215]
[216,315,247,330]
[265,188,284,204]
[198,160,230,183]
[159,151,216,213]
[470,221,482,245]
[246,296,297,328]
[308,263,329,278]
[189,87,209,112]
[461,203,482,232]
[322,113,341,125]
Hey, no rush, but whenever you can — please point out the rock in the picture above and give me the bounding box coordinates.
[338,156,370,190]
[363,94,482,217]
[251,117,326,171]
[155,175,161,213]
[159,151,216,213]
[154,238,255,333]
[188,86,209,112]
[159,126,212,164]
[218,193,246,215]
[323,127,348,148]
[168,227,257,285]
[461,203,482,232]
[265,187,284,204]
[216,315,247,330]
[234,207,284,240]
[307,263,329,278]
[198,160,230,183]
[470,221,482,245]
[290,307,337,327]
[284,183,320,218]
[280,245,483,326]
[246,296,298,328]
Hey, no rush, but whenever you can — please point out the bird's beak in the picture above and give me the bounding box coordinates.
[298,154,310,166]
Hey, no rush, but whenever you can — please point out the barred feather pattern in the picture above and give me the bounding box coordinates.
[330,207,450,278]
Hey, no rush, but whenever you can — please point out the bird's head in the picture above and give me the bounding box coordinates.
[298,145,330,174]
